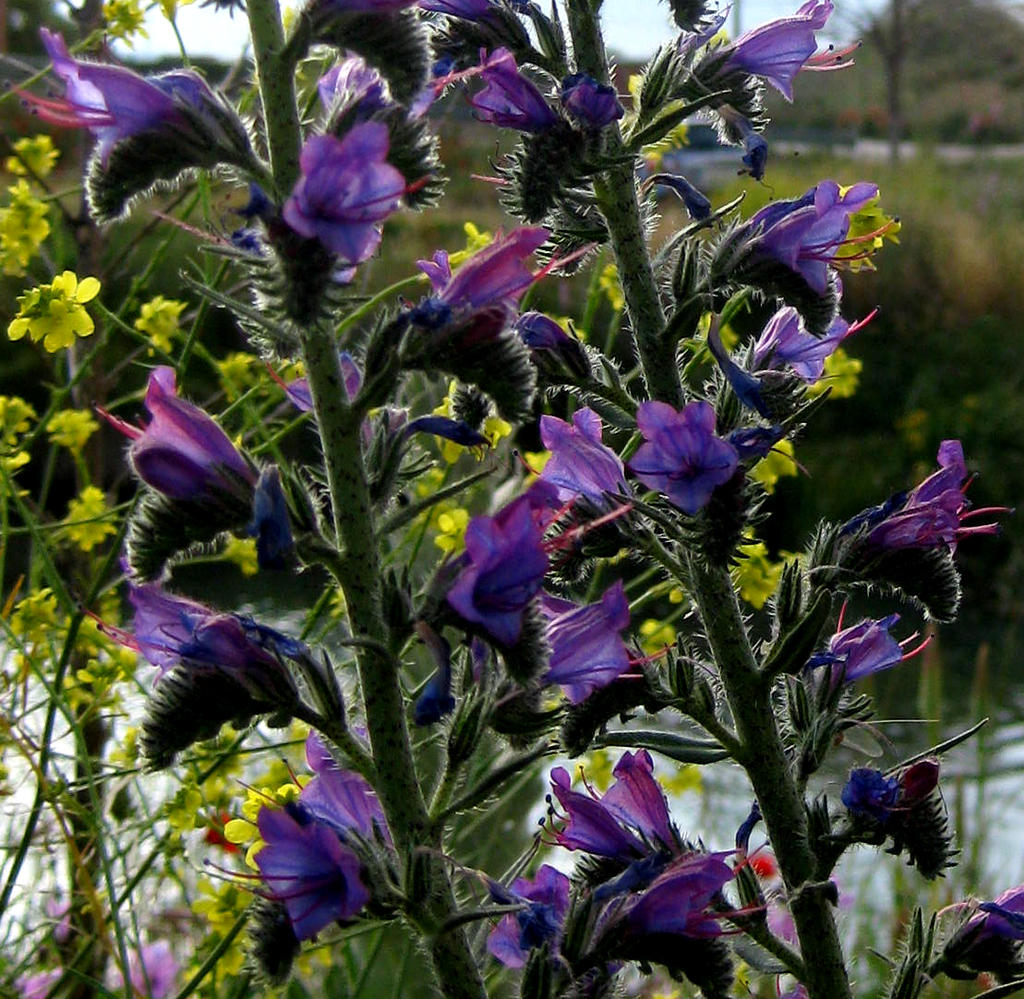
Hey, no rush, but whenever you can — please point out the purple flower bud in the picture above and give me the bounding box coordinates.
[404,415,490,448]
[515,311,570,350]
[446,494,549,646]
[300,735,390,841]
[560,73,625,129]
[722,0,837,101]
[412,621,456,725]
[487,865,570,968]
[103,366,255,506]
[649,173,711,220]
[249,466,294,570]
[283,124,406,263]
[541,580,631,703]
[748,180,879,295]
[628,401,739,514]
[842,760,939,825]
[707,320,769,417]
[539,407,627,504]
[469,48,560,133]
[318,56,390,115]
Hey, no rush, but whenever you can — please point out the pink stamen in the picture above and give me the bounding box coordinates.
[836,600,848,632]
[542,502,633,553]
[95,404,143,440]
[846,307,879,337]
[471,173,508,186]
[900,634,933,661]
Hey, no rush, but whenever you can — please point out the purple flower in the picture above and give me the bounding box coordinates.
[560,73,624,129]
[807,613,915,685]
[849,440,1003,550]
[469,49,560,133]
[419,0,493,17]
[841,760,939,825]
[707,319,769,417]
[446,494,549,645]
[17,971,63,999]
[111,942,178,999]
[283,124,405,263]
[487,865,571,968]
[614,852,734,939]
[300,734,390,842]
[541,580,631,703]
[748,180,879,296]
[721,1,839,101]
[119,583,302,700]
[103,366,255,506]
[317,56,389,115]
[27,30,212,164]
[627,401,739,515]
[753,306,870,381]
[428,227,549,310]
[539,408,627,504]
[550,750,676,861]
[963,886,1024,943]
[255,806,370,940]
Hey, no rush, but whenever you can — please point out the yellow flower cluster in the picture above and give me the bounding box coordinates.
[0,396,36,445]
[8,272,101,352]
[223,775,307,868]
[103,0,149,44]
[220,536,259,576]
[47,409,99,455]
[808,348,862,399]
[134,295,186,354]
[750,438,798,495]
[64,486,117,552]
[5,136,59,178]
[598,262,625,312]
[216,352,259,401]
[732,540,793,610]
[1,181,51,276]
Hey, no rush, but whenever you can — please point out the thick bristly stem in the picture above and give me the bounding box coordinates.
[565,0,684,408]
[245,1,486,995]
[561,1,855,995]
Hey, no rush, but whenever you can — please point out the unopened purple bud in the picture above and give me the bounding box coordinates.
[469,48,559,133]
[650,173,711,220]
[560,73,624,130]
[249,466,294,570]
[318,56,390,115]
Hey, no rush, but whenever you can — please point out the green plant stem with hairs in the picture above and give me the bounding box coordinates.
[244,0,487,994]
[561,1,855,995]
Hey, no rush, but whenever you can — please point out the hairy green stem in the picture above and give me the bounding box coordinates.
[686,556,852,999]
[565,0,684,407]
[244,0,486,993]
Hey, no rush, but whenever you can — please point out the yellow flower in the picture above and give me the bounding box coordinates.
[809,348,862,399]
[8,271,101,352]
[216,352,258,401]
[640,618,675,655]
[5,136,59,179]
[447,221,495,268]
[221,536,258,576]
[579,749,614,791]
[0,396,36,445]
[750,438,798,495]
[598,262,624,311]
[65,486,117,552]
[158,0,195,19]
[134,295,186,354]
[0,181,51,276]
[659,764,702,796]
[431,381,509,463]
[103,0,149,44]
[732,540,791,610]
[434,507,469,554]
[47,409,99,454]
[835,190,900,273]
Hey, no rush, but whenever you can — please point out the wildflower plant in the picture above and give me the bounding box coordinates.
[0,3,1013,999]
